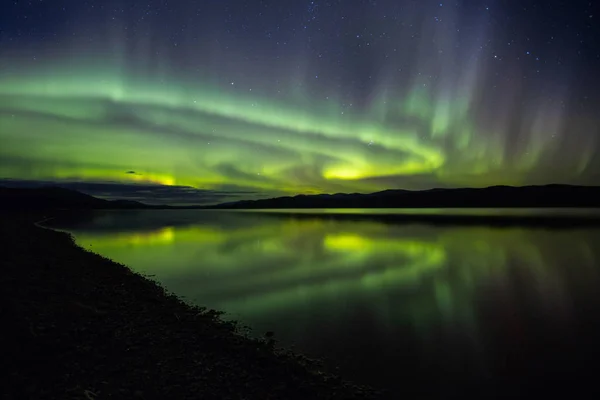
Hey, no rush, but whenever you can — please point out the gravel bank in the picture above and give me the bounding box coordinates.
[1,213,381,400]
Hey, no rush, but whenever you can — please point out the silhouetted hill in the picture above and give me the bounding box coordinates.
[3,184,600,211]
[208,185,600,209]
[0,186,150,210]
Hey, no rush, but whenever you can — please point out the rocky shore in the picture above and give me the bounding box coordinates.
[1,213,380,400]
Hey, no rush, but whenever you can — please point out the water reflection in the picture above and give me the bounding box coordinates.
[49,210,600,397]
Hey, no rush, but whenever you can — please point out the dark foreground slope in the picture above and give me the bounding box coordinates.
[0,214,379,400]
[210,184,600,209]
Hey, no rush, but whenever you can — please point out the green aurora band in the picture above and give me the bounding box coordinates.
[1,12,598,202]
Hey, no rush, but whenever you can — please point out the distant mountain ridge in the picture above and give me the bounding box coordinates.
[2,184,600,210]
[208,184,600,209]
[0,186,150,210]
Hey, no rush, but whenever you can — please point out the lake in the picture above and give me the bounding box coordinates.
[46,209,600,398]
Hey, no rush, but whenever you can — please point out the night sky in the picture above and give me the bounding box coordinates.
[1,0,598,205]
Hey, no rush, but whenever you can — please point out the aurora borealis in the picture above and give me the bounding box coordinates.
[1,0,599,204]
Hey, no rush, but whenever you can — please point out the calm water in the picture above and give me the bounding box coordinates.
[47,209,600,398]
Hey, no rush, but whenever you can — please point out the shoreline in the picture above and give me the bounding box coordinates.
[1,213,381,399]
